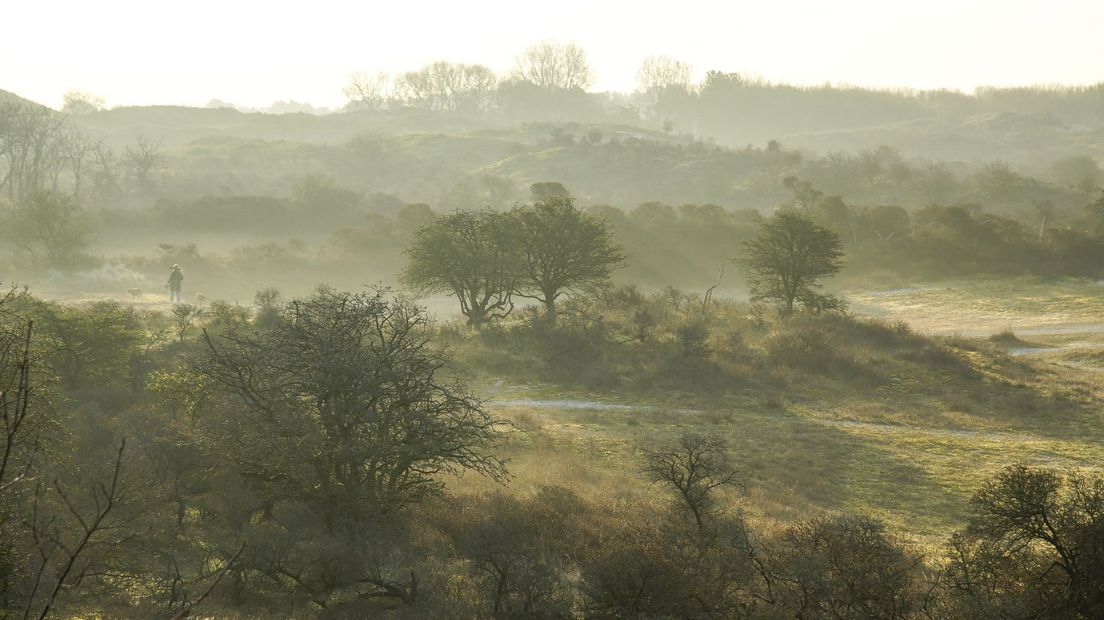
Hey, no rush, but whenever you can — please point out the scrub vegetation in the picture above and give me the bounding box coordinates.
[3,41,1104,618]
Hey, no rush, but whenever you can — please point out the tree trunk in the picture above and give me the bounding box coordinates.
[543,295,557,326]
[469,309,485,330]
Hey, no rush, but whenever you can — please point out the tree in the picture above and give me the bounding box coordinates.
[3,190,92,267]
[343,71,391,110]
[512,196,624,323]
[36,300,144,389]
[782,175,823,211]
[511,41,593,91]
[771,515,924,619]
[449,489,586,616]
[636,55,692,108]
[394,62,497,112]
[0,102,69,203]
[196,288,507,518]
[170,303,198,343]
[739,210,844,315]
[403,210,523,329]
[529,181,570,203]
[122,134,162,197]
[23,441,130,620]
[940,464,1104,617]
[60,90,105,116]
[642,432,741,531]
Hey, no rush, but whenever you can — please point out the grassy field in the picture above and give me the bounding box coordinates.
[848,277,1104,335]
[454,278,1104,551]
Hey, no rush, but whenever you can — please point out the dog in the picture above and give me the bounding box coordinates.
[195,292,208,308]
[127,288,143,299]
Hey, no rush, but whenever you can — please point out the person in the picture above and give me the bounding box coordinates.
[167,264,184,303]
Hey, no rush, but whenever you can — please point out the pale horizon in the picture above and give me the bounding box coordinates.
[4,0,1102,110]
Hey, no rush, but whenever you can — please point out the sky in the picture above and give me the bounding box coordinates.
[3,0,1102,109]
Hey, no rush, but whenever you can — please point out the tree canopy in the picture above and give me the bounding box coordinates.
[740,210,844,314]
[512,195,624,322]
[403,209,523,328]
[196,288,507,519]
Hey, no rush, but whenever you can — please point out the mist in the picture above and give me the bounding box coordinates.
[2,3,1104,618]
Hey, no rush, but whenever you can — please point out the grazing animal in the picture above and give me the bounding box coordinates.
[127,288,143,299]
[195,292,208,308]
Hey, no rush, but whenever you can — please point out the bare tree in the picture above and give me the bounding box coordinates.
[0,298,35,497]
[395,62,497,112]
[636,55,693,108]
[122,134,162,197]
[23,440,128,620]
[63,131,90,201]
[511,41,594,91]
[343,71,391,110]
[0,103,69,203]
[165,543,245,620]
[87,141,122,207]
[642,432,742,531]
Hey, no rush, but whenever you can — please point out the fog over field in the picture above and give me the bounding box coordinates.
[3,2,1104,618]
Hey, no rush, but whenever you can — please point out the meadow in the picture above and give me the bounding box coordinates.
[455,277,1104,551]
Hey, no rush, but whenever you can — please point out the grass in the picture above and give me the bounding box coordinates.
[450,277,1104,554]
[456,370,1104,551]
[848,277,1104,335]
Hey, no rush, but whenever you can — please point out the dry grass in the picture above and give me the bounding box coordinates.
[449,278,1104,553]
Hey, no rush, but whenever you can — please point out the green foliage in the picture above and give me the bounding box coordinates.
[403,209,523,328]
[3,191,92,268]
[34,299,145,390]
[513,195,625,321]
[741,210,845,315]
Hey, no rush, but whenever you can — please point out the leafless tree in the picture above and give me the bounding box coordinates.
[636,55,693,108]
[87,141,122,206]
[63,131,90,201]
[122,134,163,197]
[511,41,594,91]
[395,62,497,112]
[343,71,391,110]
[0,305,34,496]
[0,103,69,203]
[643,432,742,531]
[165,543,245,620]
[22,440,129,620]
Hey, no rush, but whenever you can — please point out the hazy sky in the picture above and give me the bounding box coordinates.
[4,0,1101,109]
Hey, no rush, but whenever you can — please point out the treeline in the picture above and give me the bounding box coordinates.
[339,43,1104,134]
[4,181,1104,302]
[2,281,1103,617]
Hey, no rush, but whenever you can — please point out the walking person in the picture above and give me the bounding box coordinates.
[167,264,184,303]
